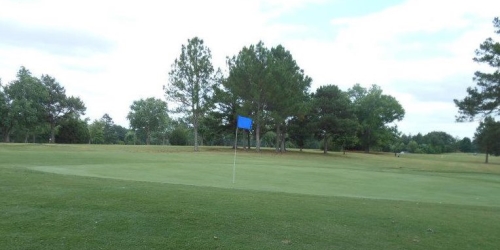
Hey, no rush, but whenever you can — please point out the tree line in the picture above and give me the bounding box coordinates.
[164,38,405,153]
[395,132,474,155]
[2,17,499,160]
[0,67,85,143]
[0,42,481,154]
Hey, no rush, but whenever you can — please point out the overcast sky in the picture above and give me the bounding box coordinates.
[1,0,499,139]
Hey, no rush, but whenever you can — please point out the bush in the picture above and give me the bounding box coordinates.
[169,128,188,145]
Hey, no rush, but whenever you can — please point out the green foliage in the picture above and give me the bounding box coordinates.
[0,84,14,142]
[399,132,459,154]
[287,115,313,151]
[207,79,240,143]
[261,131,276,148]
[266,45,312,152]
[0,78,9,141]
[312,85,358,153]
[94,114,128,145]
[407,140,419,153]
[127,98,169,145]
[113,124,128,144]
[225,41,270,151]
[88,119,105,144]
[100,113,119,144]
[458,137,474,153]
[165,37,217,151]
[2,67,47,142]
[124,130,136,145]
[349,84,405,152]
[198,112,226,146]
[0,67,86,143]
[56,117,90,144]
[169,127,188,145]
[422,131,457,154]
[224,42,311,152]
[455,17,500,120]
[40,74,86,143]
[474,116,500,163]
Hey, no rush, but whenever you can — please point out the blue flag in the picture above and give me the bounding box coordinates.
[237,115,252,130]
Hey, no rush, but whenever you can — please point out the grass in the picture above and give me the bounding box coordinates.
[1,144,500,249]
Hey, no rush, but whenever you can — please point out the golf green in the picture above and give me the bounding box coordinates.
[22,144,500,207]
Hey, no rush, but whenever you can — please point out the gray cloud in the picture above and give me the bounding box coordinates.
[0,20,113,57]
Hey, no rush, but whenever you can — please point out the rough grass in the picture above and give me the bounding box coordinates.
[1,144,500,249]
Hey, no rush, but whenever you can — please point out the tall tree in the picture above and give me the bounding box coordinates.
[474,116,500,163]
[164,37,217,151]
[168,118,190,146]
[40,74,86,143]
[3,67,47,142]
[88,119,105,144]
[0,79,14,142]
[101,113,118,144]
[113,124,129,144]
[311,85,358,154]
[287,114,313,152]
[455,17,500,120]
[287,93,313,152]
[208,78,242,146]
[267,45,312,152]
[56,116,90,144]
[1,68,85,143]
[198,111,226,146]
[458,137,474,153]
[226,42,270,151]
[348,84,405,153]
[127,97,169,145]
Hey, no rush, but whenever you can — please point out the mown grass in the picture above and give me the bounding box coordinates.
[1,144,500,249]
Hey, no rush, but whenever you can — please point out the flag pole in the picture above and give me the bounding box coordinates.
[233,127,238,184]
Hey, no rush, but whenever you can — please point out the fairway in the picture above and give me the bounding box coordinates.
[2,144,500,249]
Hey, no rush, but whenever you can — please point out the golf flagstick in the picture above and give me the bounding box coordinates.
[233,115,252,184]
[233,127,238,183]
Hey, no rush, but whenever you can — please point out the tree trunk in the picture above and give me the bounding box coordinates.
[255,107,261,151]
[194,125,199,151]
[246,130,251,150]
[50,123,56,144]
[276,125,280,152]
[3,132,10,143]
[364,129,370,153]
[146,127,151,145]
[280,135,285,153]
[485,147,489,164]
[281,125,287,152]
[323,134,328,154]
[256,123,261,152]
[24,132,29,143]
[276,125,286,153]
